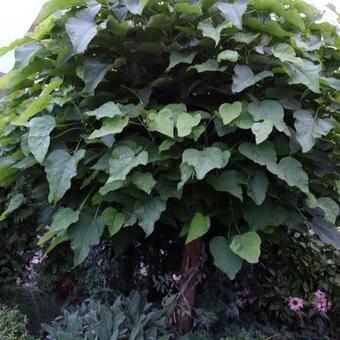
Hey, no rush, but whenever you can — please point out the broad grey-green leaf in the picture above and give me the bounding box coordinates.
[34,0,85,24]
[126,0,150,15]
[295,34,322,51]
[230,231,261,263]
[209,236,243,279]
[176,112,201,137]
[245,200,286,230]
[39,207,80,245]
[28,115,56,164]
[247,169,268,205]
[198,20,231,46]
[182,147,231,180]
[131,171,156,194]
[0,193,25,221]
[102,207,125,236]
[248,100,289,135]
[186,213,211,244]
[206,170,243,200]
[293,109,333,153]
[65,4,100,54]
[168,50,197,69]
[239,142,277,168]
[190,59,226,73]
[88,116,129,139]
[45,149,85,204]
[85,102,123,119]
[68,213,105,266]
[217,50,239,62]
[320,77,340,91]
[232,65,273,93]
[178,163,194,190]
[80,59,111,95]
[148,108,174,138]
[135,196,166,236]
[14,43,41,69]
[283,59,321,93]
[268,157,309,192]
[216,0,249,29]
[50,208,80,233]
[108,146,148,183]
[272,43,303,66]
[306,195,339,224]
[251,120,273,144]
[231,32,258,44]
[219,101,242,125]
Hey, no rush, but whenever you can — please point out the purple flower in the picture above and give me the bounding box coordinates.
[288,297,304,311]
[313,290,331,313]
[314,290,326,300]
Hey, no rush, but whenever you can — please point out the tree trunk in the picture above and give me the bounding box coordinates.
[175,237,204,333]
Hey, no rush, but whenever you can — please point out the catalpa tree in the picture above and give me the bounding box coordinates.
[0,0,339,332]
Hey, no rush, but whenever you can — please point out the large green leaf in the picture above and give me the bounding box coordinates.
[206,170,244,200]
[45,149,85,204]
[268,157,309,193]
[108,146,148,183]
[251,120,273,144]
[176,112,201,137]
[102,207,125,236]
[34,0,86,24]
[245,200,286,230]
[85,102,123,119]
[272,43,303,66]
[126,0,150,15]
[306,195,339,224]
[14,43,41,69]
[28,115,56,164]
[186,213,211,244]
[218,101,242,125]
[248,100,289,135]
[168,50,197,69]
[135,196,166,236]
[88,116,129,139]
[217,50,239,62]
[182,147,230,180]
[230,231,261,263]
[198,20,231,46]
[247,169,269,205]
[239,142,277,168]
[39,207,80,245]
[293,110,333,153]
[65,4,100,54]
[131,171,156,194]
[283,59,321,93]
[80,59,111,94]
[232,65,273,93]
[216,0,249,29]
[68,213,105,266]
[0,193,25,221]
[13,77,62,126]
[209,236,243,280]
[148,108,175,138]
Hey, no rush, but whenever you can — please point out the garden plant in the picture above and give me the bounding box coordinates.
[0,0,339,335]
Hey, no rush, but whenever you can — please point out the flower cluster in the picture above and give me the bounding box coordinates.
[312,290,331,313]
[287,290,331,313]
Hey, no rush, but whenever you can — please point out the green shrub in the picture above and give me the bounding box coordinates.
[0,304,37,340]
[42,291,177,339]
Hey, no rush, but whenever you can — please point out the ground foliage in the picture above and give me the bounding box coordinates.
[0,0,339,283]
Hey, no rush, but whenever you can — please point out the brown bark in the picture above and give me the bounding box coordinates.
[175,237,204,333]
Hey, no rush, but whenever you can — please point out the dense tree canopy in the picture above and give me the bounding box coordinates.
[0,0,339,281]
